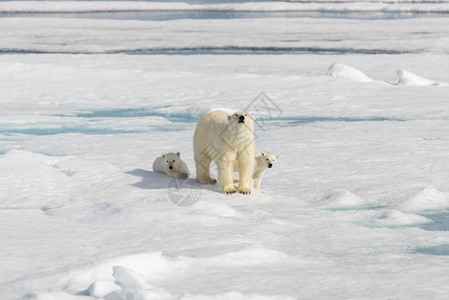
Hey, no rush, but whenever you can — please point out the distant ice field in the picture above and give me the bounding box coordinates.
[1,1,448,55]
[2,10,448,22]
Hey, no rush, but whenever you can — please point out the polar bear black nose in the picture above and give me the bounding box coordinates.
[169,166,173,170]
[268,164,273,168]
[239,115,245,122]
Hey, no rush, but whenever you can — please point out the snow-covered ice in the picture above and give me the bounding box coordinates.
[326,63,376,83]
[1,1,449,299]
[395,186,449,212]
[370,210,433,228]
[395,69,444,86]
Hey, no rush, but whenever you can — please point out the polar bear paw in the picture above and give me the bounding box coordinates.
[238,186,251,195]
[197,177,217,185]
[223,186,237,194]
[176,173,189,180]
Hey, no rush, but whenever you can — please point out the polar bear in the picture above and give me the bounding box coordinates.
[152,152,190,179]
[193,110,256,194]
[234,152,279,190]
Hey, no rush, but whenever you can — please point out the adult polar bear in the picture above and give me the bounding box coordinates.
[194,110,255,194]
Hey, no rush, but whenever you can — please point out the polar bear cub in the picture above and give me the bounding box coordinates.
[153,152,190,179]
[234,152,280,190]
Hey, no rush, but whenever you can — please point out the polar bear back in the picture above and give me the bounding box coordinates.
[194,110,230,159]
[152,156,166,174]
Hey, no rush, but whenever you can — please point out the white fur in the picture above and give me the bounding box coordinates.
[234,152,280,190]
[152,152,190,179]
[193,110,256,194]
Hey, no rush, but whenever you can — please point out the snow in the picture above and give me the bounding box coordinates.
[2,1,449,300]
[87,281,121,298]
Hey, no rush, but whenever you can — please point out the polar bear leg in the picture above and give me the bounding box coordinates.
[217,155,236,194]
[195,154,216,184]
[253,174,263,190]
[237,151,253,194]
[232,160,239,183]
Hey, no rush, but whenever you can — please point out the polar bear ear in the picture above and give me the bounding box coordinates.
[162,154,165,158]
[251,115,256,121]
[261,152,265,156]
[228,114,231,120]
[276,155,280,159]
[177,152,181,157]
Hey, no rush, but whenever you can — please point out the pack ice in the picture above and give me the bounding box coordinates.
[1,1,449,300]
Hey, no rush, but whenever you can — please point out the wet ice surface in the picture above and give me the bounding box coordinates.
[2,2,449,300]
[415,244,449,255]
[421,212,449,231]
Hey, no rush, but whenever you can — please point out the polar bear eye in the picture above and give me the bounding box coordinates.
[166,160,169,163]
[245,114,247,116]
[173,160,175,162]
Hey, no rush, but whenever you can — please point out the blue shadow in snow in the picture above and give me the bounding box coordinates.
[414,245,449,256]
[0,108,199,136]
[1,108,412,137]
[126,169,198,189]
[73,108,200,123]
[126,169,173,189]
[126,168,218,193]
[268,116,405,126]
[0,127,142,136]
[420,211,449,231]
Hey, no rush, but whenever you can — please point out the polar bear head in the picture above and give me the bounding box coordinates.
[162,152,182,171]
[257,152,280,169]
[228,111,255,127]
